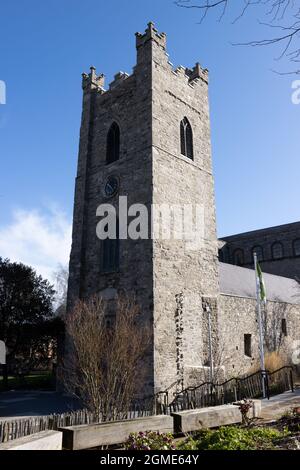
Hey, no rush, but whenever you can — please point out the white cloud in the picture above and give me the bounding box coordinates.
[0,205,72,283]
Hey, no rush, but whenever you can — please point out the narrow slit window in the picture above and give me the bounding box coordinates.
[244,334,252,358]
[281,319,288,337]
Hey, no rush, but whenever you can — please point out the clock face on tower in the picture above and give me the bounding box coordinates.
[104,175,119,198]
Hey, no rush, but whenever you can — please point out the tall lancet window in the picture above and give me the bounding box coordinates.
[180,117,194,160]
[106,122,120,164]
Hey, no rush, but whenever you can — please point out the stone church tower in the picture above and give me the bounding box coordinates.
[67,23,220,394]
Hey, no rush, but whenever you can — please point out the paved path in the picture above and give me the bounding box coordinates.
[1,388,300,422]
[0,390,81,420]
[260,388,300,421]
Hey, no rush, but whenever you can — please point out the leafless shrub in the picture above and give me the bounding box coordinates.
[250,350,285,374]
[62,295,151,420]
[263,301,288,353]
[264,351,285,372]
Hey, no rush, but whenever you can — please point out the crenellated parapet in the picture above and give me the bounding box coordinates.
[185,62,209,84]
[173,62,209,86]
[81,24,208,99]
[135,21,166,50]
[82,66,105,92]
[109,72,130,90]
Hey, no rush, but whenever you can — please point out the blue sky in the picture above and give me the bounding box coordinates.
[0,0,299,279]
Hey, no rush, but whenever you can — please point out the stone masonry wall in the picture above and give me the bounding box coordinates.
[67,32,155,395]
[218,294,300,378]
[150,24,220,392]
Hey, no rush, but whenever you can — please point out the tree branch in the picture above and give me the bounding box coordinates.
[175,0,300,74]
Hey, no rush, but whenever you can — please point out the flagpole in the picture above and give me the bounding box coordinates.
[254,252,266,399]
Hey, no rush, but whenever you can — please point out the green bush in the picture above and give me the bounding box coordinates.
[124,431,176,450]
[178,426,289,451]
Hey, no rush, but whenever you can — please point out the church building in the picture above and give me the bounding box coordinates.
[67,23,300,395]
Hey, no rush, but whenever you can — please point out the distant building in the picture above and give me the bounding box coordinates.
[219,222,300,281]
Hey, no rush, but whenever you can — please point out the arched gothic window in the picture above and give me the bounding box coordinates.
[106,122,120,164]
[180,117,193,160]
[272,242,284,260]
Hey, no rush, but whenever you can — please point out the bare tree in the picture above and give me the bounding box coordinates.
[175,0,300,73]
[205,335,246,383]
[262,300,288,353]
[62,295,151,420]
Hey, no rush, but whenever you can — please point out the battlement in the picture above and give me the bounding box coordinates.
[109,72,130,90]
[135,22,166,50]
[81,23,208,99]
[185,62,209,84]
[82,66,105,92]
[173,62,209,86]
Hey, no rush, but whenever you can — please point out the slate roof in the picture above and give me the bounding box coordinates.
[219,262,300,305]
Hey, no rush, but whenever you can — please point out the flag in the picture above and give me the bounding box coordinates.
[256,260,267,304]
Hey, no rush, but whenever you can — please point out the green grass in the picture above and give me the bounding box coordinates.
[0,371,54,392]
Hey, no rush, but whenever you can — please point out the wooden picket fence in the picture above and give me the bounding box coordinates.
[0,403,154,443]
[2,366,294,443]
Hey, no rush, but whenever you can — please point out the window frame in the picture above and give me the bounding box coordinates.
[271,242,284,260]
[180,117,194,161]
[293,239,300,257]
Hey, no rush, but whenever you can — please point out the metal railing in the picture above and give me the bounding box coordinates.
[158,366,295,413]
[265,366,294,398]
[156,379,183,414]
